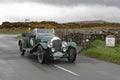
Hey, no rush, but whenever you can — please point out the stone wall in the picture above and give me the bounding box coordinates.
[55,29,120,49]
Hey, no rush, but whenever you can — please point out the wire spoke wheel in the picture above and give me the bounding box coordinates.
[37,46,46,64]
[67,48,77,62]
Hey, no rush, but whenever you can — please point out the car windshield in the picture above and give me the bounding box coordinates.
[33,28,55,34]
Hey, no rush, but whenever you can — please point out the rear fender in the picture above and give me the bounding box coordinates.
[19,40,27,49]
[18,40,21,46]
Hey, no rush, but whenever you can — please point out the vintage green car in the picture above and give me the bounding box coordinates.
[18,28,77,64]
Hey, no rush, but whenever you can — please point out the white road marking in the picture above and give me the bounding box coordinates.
[54,65,80,76]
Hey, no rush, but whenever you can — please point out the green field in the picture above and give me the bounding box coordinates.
[0,28,29,34]
[81,40,120,64]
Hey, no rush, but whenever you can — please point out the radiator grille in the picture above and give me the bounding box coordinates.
[52,40,62,51]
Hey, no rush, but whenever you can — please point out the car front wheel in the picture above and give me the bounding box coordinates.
[37,45,46,64]
[67,48,77,63]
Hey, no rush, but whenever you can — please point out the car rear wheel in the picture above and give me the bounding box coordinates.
[19,43,25,56]
[37,45,46,64]
[67,48,77,63]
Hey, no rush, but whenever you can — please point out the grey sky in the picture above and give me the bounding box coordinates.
[1,0,120,7]
[0,0,120,24]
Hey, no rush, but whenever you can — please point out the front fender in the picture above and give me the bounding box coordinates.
[68,42,77,49]
[39,42,48,49]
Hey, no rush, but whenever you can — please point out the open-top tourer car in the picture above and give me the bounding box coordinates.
[18,28,77,64]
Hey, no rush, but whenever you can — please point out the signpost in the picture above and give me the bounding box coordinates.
[106,35,115,47]
[25,19,31,32]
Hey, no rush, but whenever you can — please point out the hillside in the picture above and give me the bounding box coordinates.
[0,20,120,29]
[75,20,107,24]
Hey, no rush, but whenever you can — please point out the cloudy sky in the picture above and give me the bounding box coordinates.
[0,0,120,24]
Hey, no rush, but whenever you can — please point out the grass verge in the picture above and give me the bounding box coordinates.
[0,28,29,34]
[81,40,120,64]
[16,35,23,39]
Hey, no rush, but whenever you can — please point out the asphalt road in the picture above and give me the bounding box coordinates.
[0,34,120,80]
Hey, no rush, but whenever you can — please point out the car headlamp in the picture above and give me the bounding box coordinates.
[47,41,53,48]
[51,48,55,52]
[62,41,68,48]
